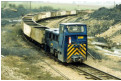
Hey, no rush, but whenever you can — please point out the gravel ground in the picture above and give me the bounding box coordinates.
[1,21,63,80]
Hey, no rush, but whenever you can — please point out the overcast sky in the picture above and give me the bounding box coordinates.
[2,0,121,5]
[38,0,121,5]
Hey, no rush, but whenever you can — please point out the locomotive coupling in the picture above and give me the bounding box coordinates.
[71,55,83,62]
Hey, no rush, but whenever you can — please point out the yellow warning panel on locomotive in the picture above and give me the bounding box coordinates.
[78,36,84,39]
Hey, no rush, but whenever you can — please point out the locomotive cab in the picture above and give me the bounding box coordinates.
[58,23,87,63]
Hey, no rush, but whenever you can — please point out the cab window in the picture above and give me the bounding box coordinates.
[60,25,64,33]
[67,25,84,33]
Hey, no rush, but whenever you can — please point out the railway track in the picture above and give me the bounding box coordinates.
[40,55,70,80]
[44,49,121,80]
[55,16,79,27]
[42,50,121,80]
[69,63,121,80]
[39,16,77,28]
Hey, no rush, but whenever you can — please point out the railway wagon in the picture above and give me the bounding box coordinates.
[45,12,51,18]
[56,11,62,17]
[60,11,67,16]
[32,14,39,22]
[70,10,77,15]
[22,16,33,37]
[33,12,47,22]
[22,22,48,44]
[66,11,71,16]
[33,15,40,22]
[45,23,87,63]
[32,10,77,22]
[51,12,57,17]
[30,27,48,44]
[38,12,47,20]
[22,22,32,37]
[22,15,49,44]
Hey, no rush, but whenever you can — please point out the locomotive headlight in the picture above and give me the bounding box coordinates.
[78,36,84,39]
[69,37,71,44]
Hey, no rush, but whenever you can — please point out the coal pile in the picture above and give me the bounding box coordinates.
[90,4,121,24]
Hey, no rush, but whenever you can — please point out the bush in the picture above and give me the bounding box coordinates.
[1,4,59,18]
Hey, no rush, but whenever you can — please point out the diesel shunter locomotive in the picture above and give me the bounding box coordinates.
[45,23,87,63]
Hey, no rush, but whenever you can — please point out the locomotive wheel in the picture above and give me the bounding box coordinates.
[54,49,58,57]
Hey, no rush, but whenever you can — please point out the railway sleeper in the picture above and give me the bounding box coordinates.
[79,73,85,75]
[85,76,93,79]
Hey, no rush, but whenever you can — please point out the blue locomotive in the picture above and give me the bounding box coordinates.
[45,23,87,63]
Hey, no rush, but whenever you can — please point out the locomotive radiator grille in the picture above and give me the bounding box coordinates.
[67,44,86,63]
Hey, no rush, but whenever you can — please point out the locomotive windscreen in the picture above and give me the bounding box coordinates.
[67,25,84,33]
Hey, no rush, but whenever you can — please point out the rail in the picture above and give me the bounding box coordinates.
[69,64,121,80]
